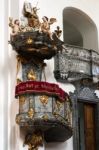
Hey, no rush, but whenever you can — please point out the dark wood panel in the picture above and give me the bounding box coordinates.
[84,104,96,150]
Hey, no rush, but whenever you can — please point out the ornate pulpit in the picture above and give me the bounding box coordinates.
[9,2,72,150]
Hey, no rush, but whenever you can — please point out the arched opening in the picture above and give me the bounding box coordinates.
[63,7,98,51]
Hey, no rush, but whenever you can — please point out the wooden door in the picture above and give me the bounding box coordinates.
[84,104,96,150]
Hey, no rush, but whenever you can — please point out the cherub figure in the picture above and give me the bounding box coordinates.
[20,16,28,32]
[41,16,57,39]
[9,17,20,36]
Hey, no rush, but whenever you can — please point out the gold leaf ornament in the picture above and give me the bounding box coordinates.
[56,100,63,110]
[26,37,33,44]
[27,69,37,81]
[40,95,49,106]
[24,132,43,150]
[28,108,35,119]
[19,96,25,105]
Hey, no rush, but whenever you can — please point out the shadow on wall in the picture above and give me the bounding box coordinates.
[45,137,73,150]
[63,7,98,52]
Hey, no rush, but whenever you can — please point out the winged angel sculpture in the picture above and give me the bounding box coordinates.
[9,1,61,40]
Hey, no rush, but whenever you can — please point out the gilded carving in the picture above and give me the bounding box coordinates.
[16,115,21,124]
[16,55,27,78]
[65,98,72,125]
[27,69,37,80]
[28,108,35,119]
[26,37,33,44]
[17,55,28,64]
[42,114,49,121]
[19,96,26,105]
[17,78,22,84]
[56,100,63,111]
[40,95,49,106]
[24,132,43,150]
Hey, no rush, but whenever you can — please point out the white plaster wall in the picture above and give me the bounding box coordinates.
[63,7,98,51]
[1,0,99,150]
[0,1,5,150]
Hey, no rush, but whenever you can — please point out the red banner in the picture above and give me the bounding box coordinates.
[15,81,69,101]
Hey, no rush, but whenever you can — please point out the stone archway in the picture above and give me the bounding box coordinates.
[63,7,98,51]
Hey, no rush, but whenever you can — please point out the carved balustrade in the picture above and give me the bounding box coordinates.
[54,44,99,82]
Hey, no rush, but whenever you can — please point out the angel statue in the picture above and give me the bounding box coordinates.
[23,1,40,30]
[41,16,57,39]
[23,1,32,18]
[9,17,21,36]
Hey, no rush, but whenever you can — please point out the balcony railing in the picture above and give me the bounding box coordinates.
[54,44,99,82]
